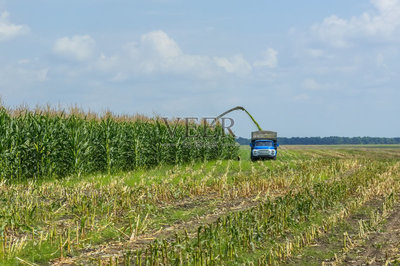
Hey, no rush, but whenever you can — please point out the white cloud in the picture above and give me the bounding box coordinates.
[141,30,181,58]
[50,30,271,81]
[253,48,278,68]
[311,0,400,47]
[214,54,252,75]
[91,30,254,79]
[136,30,246,77]
[0,11,29,42]
[53,35,96,61]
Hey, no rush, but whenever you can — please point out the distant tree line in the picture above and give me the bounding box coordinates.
[236,136,400,145]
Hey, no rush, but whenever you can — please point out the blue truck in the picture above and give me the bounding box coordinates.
[250,131,279,161]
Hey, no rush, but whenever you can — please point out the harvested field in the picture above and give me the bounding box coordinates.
[1,145,400,265]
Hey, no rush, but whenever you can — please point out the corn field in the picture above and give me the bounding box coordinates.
[0,106,238,180]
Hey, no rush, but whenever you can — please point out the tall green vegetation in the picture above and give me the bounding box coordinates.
[0,106,238,180]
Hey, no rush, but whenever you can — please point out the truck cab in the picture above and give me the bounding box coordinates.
[250,131,279,161]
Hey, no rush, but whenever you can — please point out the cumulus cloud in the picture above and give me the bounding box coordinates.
[136,31,253,76]
[0,11,29,42]
[92,30,254,79]
[141,30,182,58]
[50,30,272,81]
[311,0,400,47]
[253,48,278,68]
[214,54,252,75]
[53,35,96,61]
[122,31,215,76]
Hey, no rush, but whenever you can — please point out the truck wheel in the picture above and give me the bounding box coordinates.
[251,156,256,162]
[273,156,277,160]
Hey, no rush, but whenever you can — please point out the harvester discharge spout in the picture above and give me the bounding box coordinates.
[214,106,262,131]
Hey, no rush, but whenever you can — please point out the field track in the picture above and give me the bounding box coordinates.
[344,201,400,265]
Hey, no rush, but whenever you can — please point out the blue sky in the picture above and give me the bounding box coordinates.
[0,0,399,137]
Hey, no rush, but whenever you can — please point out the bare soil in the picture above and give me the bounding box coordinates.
[287,198,400,266]
[343,202,400,265]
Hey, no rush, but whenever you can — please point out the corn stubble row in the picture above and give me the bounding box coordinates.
[0,154,357,263]
[119,161,400,265]
[0,106,238,179]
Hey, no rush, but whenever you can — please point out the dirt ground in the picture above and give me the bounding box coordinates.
[343,202,400,265]
[288,198,400,266]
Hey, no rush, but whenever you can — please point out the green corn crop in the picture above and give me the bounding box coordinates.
[0,106,239,180]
